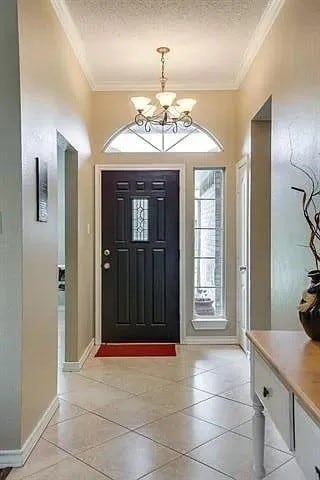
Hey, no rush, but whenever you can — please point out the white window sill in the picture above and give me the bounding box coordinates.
[192,317,228,331]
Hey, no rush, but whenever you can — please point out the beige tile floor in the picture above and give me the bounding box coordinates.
[8,343,305,480]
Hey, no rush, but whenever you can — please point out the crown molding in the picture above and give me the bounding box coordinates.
[235,0,285,87]
[93,81,238,92]
[50,0,95,89]
[51,0,285,92]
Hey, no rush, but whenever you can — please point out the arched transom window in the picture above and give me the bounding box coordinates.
[104,122,223,153]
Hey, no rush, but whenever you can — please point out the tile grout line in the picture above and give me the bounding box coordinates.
[263,456,297,478]
[41,438,114,479]
[20,349,282,480]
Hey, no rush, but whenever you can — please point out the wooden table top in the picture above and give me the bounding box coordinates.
[247,330,320,424]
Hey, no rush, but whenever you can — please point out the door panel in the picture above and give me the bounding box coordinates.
[101,170,180,343]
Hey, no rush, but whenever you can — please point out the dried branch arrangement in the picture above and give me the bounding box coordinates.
[290,134,320,269]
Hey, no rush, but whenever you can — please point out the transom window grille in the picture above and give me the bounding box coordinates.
[104,122,223,153]
[132,198,149,242]
[194,168,225,318]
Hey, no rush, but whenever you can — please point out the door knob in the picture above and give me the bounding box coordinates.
[103,262,111,270]
[263,386,271,398]
[104,249,110,256]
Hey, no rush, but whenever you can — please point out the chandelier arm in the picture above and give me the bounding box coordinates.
[172,122,178,134]
[181,113,193,128]
[144,121,151,133]
[135,112,147,126]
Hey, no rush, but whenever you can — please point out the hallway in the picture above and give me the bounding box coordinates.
[8,346,302,480]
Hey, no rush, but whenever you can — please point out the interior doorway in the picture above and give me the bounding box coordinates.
[236,97,272,351]
[237,159,249,353]
[57,133,79,371]
[57,141,66,369]
[250,97,272,331]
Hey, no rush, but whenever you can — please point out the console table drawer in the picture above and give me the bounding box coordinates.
[253,352,293,450]
[295,399,320,479]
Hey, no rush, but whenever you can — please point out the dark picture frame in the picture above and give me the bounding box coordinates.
[36,157,48,222]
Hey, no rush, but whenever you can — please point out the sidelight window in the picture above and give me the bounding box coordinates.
[194,168,225,322]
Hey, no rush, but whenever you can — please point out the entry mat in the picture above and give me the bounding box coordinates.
[0,468,12,480]
[95,343,176,357]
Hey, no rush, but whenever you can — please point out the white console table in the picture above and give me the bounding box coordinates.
[247,330,320,480]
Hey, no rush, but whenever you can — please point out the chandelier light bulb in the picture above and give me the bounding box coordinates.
[176,98,197,113]
[131,96,151,111]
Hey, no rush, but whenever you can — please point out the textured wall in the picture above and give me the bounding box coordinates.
[237,0,320,330]
[18,0,92,444]
[0,0,23,451]
[91,90,238,338]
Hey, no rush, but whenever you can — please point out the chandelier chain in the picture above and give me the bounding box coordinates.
[160,52,167,92]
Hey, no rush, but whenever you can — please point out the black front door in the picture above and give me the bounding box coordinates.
[101,170,180,343]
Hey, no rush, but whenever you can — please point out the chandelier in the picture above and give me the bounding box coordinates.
[130,47,197,133]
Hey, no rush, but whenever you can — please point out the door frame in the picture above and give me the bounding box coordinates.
[95,164,186,345]
[236,156,250,353]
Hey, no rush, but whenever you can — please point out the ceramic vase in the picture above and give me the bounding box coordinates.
[298,270,320,341]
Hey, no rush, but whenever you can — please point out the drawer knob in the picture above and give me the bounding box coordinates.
[315,466,320,478]
[263,386,270,398]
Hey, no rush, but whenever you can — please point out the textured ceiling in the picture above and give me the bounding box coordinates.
[62,0,273,90]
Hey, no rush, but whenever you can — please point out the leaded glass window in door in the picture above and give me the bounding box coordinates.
[132,198,149,241]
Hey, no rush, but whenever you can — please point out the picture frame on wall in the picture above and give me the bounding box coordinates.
[36,157,48,222]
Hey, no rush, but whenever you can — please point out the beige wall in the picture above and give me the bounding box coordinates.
[237,0,320,330]
[3,0,320,458]
[91,91,237,337]
[17,0,93,445]
[0,0,23,451]
[250,119,271,330]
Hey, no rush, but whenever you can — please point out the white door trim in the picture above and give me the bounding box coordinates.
[95,164,186,345]
[236,157,250,353]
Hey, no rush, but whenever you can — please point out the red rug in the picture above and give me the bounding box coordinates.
[95,343,176,357]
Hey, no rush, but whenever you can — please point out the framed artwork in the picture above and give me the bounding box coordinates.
[36,157,48,222]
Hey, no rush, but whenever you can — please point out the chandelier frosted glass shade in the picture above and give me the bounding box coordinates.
[177,98,197,113]
[142,105,157,117]
[130,47,197,133]
[131,97,151,111]
[155,91,177,108]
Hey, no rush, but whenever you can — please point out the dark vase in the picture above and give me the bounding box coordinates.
[299,270,320,341]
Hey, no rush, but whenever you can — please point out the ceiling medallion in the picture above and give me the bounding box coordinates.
[130,47,197,133]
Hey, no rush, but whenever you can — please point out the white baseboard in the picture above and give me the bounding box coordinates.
[0,396,58,468]
[62,338,94,372]
[182,336,239,345]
